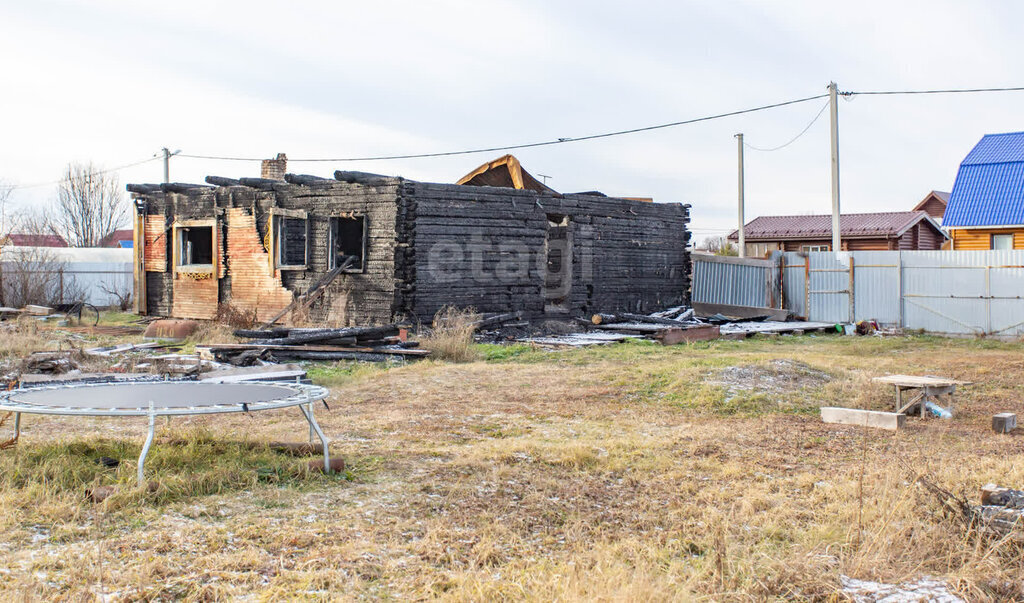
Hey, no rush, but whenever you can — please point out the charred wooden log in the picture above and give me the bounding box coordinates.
[238,177,280,190]
[205,175,241,187]
[334,170,392,185]
[284,173,332,185]
[126,184,162,194]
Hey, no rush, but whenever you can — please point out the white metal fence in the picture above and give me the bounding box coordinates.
[0,246,133,307]
[693,251,1024,337]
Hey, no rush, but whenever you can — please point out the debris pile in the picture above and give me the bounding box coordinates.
[201,325,429,365]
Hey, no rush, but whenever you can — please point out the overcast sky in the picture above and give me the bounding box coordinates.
[2,1,1022,241]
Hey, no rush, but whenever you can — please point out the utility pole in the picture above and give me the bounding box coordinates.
[735,133,745,257]
[159,148,181,184]
[828,82,841,251]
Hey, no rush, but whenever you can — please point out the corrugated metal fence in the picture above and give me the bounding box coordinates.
[694,250,1024,337]
[0,246,133,307]
[691,253,780,309]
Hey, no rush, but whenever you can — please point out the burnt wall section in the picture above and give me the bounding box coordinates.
[132,180,401,325]
[224,207,292,323]
[269,179,401,326]
[131,176,689,325]
[405,182,690,322]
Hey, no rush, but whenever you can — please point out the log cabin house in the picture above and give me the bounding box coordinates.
[944,131,1024,250]
[727,211,947,257]
[128,155,691,325]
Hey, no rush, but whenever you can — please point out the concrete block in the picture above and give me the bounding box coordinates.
[993,413,1017,434]
[820,407,905,431]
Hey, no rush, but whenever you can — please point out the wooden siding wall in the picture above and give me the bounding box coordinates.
[951,228,1024,250]
[403,181,690,321]
[224,207,293,323]
[143,216,167,271]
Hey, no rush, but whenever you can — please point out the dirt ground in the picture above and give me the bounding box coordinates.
[1,332,1024,600]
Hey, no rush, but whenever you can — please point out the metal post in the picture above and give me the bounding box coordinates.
[896,251,904,328]
[138,401,157,485]
[828,82,841,252]
[735,133,746,258]
[299,403,331,473]
[13,412,20,439]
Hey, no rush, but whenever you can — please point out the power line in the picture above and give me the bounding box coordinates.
[178,93,830,163]
[845,85,1024,96]
[10,156,162,190]
[743,101,830,152]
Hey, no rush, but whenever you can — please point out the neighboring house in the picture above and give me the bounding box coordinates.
[912,190,949,224]
[0,233,68,247]
[944,131,1024,250]
[127,154,691,323]
[728,211,947,256]
[98,229,134,248]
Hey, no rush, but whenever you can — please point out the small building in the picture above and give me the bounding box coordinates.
[1,233,68,247]
[728,211,947,256]
[127,155,691,324]
[912,190,949,223]
[98,229,134,249]
[944,131,1024,250]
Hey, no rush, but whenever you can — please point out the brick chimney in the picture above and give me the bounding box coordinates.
[261,153,287,180]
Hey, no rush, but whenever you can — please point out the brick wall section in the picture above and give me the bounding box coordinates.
[261,154,287,181]
[225,207,293,322]
[144,215,167,272]
[171,275,218,319]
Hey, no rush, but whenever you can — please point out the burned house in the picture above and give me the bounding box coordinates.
[128,155,691,325]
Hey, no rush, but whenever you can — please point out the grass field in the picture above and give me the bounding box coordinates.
[2,332,1024,600]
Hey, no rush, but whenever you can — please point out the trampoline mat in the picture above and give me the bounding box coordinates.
[7,382,304,411]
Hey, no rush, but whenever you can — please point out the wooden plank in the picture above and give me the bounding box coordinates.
[655,325,720,344]
[872,375,970,387]
[820,407,905,431]
[693,302,788,321]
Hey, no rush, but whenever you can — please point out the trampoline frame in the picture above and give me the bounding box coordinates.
[0,381,332,484]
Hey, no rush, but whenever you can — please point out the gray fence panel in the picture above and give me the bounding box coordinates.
[849,251,900,326]
[691,255,773,308]
[774,250,1024,336]
[781,253,807,317]
[807,253,851,324]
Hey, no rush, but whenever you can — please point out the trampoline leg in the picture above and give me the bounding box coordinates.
[13,412,20,439]
[138,412,157,486]
[299,404,331,473]
[308,403,315,444]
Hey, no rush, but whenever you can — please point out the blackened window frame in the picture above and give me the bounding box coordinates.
[328,215,368,273]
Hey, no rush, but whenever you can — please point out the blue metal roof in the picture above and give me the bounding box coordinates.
[944,132,1024,227]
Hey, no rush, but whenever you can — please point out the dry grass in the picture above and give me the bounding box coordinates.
[2,334,1024,599]
[420,306,481,362]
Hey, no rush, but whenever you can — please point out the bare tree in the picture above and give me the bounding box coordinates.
[53,162,128,247]
[697,236,739,257]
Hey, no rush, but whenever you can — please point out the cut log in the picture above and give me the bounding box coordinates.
[820,407,905,431]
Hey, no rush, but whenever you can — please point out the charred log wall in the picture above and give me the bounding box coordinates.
[404,181,690,322]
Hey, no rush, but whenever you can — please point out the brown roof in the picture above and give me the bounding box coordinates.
[912,190,949,214]
[728,211,947,241]
[3,233,68,247]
